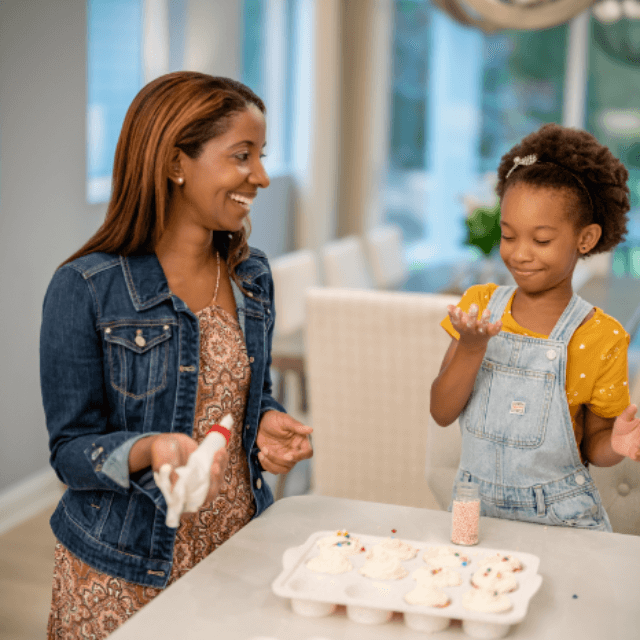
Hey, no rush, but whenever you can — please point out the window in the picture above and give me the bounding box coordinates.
[388,1,431,172]
[86,0,188,204]
[87,0,144,204]
[479,26,567,174]
[241,0,295,173]
[587,15,640,277]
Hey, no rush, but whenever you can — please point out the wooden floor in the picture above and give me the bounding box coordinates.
[0,503,56,640]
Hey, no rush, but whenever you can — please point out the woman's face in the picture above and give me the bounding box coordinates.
[175,104,269,233]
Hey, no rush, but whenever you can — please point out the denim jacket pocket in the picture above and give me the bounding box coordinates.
[463,360,555,448]
[104,323,172,399]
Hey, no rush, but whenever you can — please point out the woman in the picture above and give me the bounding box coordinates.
[41,71,313,638]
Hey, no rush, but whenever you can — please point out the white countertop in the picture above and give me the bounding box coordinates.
[109,495,640,640]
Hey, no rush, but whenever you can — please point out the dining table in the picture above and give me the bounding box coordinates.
[109,494,640,640]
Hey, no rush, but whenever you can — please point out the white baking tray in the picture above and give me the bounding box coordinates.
[272,530,542,635]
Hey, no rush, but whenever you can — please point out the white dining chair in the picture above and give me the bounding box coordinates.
[364,224,408,290]
[269,249,320,501]
[305,287,459,508]
[320,236,375,290]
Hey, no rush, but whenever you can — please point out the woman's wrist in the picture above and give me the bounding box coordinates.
[128,435,158,473]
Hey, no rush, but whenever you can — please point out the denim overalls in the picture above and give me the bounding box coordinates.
[453,285,612,531]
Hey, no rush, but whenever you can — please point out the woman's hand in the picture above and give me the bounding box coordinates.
[256,410,313,474]
[133,433,229,509]
[611,404,640,462]
[447,303,502,350]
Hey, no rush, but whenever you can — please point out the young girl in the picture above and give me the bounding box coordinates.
[430,123,640,531]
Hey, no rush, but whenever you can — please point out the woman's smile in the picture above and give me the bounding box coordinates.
[228,191,257,211]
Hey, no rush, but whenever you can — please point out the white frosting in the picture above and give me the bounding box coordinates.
[317,533,363,555]
[471,564,518,592]
[358,546,408,580]
[422,546,470,567]
[375,537,418,560]
[462,589,512,613]
[412,565,463,588]
[404,584,450,607]
[306,547,353,574]
[479,553,523,572]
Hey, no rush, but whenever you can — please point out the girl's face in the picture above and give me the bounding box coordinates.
[175,104,269,233]
[499,184,585,296]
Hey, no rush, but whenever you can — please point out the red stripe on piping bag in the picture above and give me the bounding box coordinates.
[206,425,231,445]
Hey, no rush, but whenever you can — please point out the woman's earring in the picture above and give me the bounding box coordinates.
[177,176,184,185]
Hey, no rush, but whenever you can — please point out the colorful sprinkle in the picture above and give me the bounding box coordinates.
[391,529,397,533]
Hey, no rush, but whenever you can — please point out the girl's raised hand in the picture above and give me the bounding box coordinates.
[447,303,502,348]
[611,404,640,462]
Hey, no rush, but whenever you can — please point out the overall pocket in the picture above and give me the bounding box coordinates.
[462,360,555,448]
[547,489,606,529]
[104,324,172,399]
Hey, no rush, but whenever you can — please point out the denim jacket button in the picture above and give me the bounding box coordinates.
[249,356,255,363]
[256,477,262,490]
[135,331,146,347]
[247,292,254,298]
[575,474,586,485]
[104,327,112,334]
[546,349,557,360]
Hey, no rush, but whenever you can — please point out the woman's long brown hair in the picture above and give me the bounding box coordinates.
[61,71,266,286]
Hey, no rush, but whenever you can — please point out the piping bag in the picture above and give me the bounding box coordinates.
[154,414,232,528]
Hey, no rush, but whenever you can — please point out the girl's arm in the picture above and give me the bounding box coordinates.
[582,404,640,466]
[581,409,624,467]
[430,304,502,426]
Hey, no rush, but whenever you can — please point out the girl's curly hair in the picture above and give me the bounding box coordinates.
[495,123,630,256]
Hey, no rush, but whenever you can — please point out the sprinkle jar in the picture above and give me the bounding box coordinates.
[451,482,480,546]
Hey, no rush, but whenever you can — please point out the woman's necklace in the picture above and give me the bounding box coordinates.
[212,251,221,303]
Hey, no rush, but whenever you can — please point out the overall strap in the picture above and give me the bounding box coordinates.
[548,293,594,342]
[486,285,517,322]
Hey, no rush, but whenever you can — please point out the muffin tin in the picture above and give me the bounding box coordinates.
[272,531,542,638]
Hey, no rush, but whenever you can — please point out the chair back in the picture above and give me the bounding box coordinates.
[270,249,319,338]
[365,224,408,289]
[306,287,459,508]
[320,236,375,289]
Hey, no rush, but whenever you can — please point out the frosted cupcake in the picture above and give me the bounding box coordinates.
[306,546,353,574]
[404,583,451,608]
[316,531,364,556]
[374,537,418,561]
[471,565,518,593]
[412,565,463,588]
[422,546,470,568]
[479,553,523,572]
[462,589,512,614]
[358,546,408,580]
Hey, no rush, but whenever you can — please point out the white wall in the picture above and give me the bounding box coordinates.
[0,0,293,495]
[0,0,104,492]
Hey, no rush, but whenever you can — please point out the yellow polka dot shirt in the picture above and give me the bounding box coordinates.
[441,284,630,453]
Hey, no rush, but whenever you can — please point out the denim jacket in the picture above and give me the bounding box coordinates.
[40,249,285,588]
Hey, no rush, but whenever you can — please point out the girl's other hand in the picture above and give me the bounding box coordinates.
[611,404,640,462]
[447,303,502,348]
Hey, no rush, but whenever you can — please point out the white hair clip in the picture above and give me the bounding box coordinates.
[506,154,537,179]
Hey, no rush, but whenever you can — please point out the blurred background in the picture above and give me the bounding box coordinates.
[1,0,640,635]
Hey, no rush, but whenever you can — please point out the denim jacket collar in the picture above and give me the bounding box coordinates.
[121,250,270,312]
[120,254,172,312]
